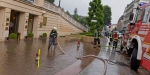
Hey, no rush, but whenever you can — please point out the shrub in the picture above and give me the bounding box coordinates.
[80,32,91,35]
[43,33,47,37]
[80,32,93,36]
[85,33,93,36]
[9,33,17,39]
[60,36,66,37]
[27,33,34,38]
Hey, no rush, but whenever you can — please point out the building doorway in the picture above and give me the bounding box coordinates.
[9,10,20,35]
[27,14,34,34]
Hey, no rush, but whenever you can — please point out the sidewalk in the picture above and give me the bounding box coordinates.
[78,38,150,75]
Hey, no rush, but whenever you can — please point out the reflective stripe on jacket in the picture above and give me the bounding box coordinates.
[50,29,58,38]
[109,32,113,38]
[94,30,99,39]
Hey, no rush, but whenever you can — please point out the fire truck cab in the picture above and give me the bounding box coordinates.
[122,2,150,71]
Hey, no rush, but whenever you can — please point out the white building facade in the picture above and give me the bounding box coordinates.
[0,0,88,41]
[122,0,150,31]
[117,15,124,31]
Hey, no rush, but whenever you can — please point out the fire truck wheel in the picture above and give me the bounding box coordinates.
[130,47,140,71]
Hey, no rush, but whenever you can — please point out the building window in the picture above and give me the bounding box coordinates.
[27,0,35,2]
[43,17,47,26]
[40,22,43,28]
[135,8,143,22]
[142,6,150,23]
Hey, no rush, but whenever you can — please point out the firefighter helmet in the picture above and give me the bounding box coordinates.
[53,27,57,30]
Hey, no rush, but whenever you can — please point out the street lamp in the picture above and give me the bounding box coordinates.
[42,10,46,16]
[59,0,61,7]
[91,20,97,22]
[91,15,97,22]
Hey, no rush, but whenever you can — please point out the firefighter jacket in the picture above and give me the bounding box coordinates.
[94,30,100,39]
[49,29,58,39]
[113,33,118,40]
[109,32,113,38]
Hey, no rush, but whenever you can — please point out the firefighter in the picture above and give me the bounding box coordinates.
[120,34,124,52]
[48,27,58,51]
[109,31,113,45]
[94,29,101,48]
[113,31,118,50]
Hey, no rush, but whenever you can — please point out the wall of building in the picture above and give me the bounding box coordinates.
[0,8,5,40]
[123,1,134,29]
[117,20,123,31]
[0,0,85,41]
[117,15,124,31]
[123,0,150,29]
[110,24,117,31]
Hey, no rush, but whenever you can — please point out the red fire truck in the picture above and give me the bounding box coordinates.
[121,2,150,71]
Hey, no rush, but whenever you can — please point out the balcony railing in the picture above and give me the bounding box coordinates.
[24,0,37,4]
[43,0,88,31]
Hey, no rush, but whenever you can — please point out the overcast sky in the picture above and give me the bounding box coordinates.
[54,0,131,24]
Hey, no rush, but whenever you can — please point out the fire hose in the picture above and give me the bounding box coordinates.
[56,37,130,75]
[57,42,107,75]
[76,55,107,75]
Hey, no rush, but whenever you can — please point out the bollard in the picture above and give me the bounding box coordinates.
[38,49,40,68]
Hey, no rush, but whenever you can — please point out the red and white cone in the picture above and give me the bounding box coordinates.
[77,41,80,47]
[35,53,38,61]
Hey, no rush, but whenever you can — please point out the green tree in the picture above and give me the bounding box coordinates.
[86,0,104,32]
[47,0,55,4]
[73,8,80,21]
[66,11,71,16]
[79,17,88,26]
[74,8,78,15]
[74,14,79,21]
[113,27,117,31]
[103,5,112,25]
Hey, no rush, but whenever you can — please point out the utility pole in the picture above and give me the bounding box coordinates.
[59,0,61,7]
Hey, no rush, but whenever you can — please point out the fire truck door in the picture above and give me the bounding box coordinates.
[141,12,150,60]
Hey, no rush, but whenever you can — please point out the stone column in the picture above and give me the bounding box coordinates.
[0,8,5,41]
[18,12,26,39]
[32,15,39,38]
[2,8,11,41]
[23,13,29,38]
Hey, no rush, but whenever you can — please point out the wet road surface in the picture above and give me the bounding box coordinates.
[0,37,100,75]
[78,37,150,75]
[0,36,150,75]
